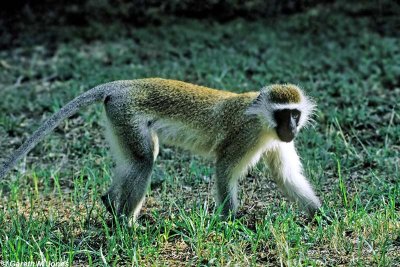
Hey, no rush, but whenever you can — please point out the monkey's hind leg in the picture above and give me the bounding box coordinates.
[215,161,239,219]
[102,96,158,221]
[264,142,321,217]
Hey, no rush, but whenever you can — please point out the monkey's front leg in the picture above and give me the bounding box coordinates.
[264,142,321,217]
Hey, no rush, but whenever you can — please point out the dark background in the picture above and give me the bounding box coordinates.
[1,0,399,49]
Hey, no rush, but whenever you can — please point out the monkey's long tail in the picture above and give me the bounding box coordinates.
[0,80,131,180]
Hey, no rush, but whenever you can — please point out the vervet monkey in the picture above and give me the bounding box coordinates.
[0,78,321,220]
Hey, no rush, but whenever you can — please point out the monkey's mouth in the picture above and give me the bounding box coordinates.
[276,129,296,143]
[279,135,295,142]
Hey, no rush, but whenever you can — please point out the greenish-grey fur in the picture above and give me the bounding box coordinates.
[0,77,320,221]
[132,79,261,152]
[268,84,301,104]
[130,78,258,129]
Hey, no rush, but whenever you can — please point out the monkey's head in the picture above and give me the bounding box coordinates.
[247,84,316,142]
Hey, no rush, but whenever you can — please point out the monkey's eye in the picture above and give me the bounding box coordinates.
[291,110,301,124]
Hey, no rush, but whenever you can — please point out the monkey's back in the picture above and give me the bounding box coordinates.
[130,78,256,128]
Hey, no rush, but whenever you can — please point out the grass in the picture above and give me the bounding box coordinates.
[0,4,399,266]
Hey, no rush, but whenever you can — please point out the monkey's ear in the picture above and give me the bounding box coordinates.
[246,92,262,115]
[246,89,269,116]
[247,88,268,111]
[245,88,277,127]
[253,90,265,104]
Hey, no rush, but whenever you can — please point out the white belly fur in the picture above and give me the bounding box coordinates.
[152,119,219,157]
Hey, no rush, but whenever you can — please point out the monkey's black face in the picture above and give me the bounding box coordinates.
[273,109,301,142]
